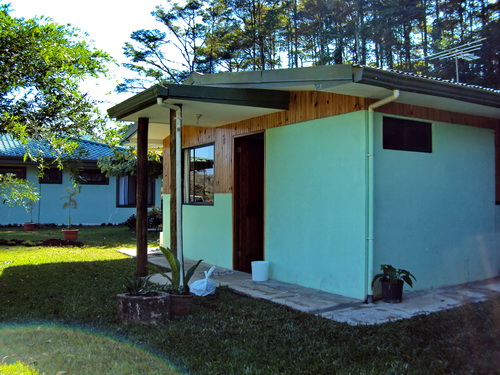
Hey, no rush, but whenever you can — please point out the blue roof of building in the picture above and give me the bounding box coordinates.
[0,134,116,161]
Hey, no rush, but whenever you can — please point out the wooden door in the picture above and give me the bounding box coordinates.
[233,133,264,272]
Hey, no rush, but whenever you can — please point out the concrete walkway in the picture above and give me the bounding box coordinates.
[118,248,500,325]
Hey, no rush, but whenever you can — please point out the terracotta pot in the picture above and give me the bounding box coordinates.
[23,222,35,231]
[170,293,195,316]
[381,279,404,303]
[117,292,170,325]
[61,229,79,241]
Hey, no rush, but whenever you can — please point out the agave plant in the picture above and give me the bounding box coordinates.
[371,264,416,288]
[148,246,203,295]
[124,274,155,296]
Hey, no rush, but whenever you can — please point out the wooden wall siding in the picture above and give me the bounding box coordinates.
[162,91,500,194]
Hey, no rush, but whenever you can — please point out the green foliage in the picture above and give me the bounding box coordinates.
[60,187,80,227]
[97,148,163,179]
[124,206,163,230]
[124,274,155,296]
[372,264,417,288]
[0,5,111,164]
[148,246,202,294]
[0,174,40,218]
[119,0,499,90]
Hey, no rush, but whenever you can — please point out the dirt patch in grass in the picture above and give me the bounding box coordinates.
[0,238,83,247]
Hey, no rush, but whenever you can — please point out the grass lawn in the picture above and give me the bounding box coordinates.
[0,226,499,374]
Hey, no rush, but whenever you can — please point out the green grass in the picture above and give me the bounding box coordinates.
[0,226,498,374]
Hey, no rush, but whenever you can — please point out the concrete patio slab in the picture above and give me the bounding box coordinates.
[117,248,500,326]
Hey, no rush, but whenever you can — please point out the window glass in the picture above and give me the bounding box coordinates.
[383,117,432,153]
[78,169,109,185]
[117,175,155,207]
[39,168,62,184]
[184,144,214,205]
[0,166,26,179]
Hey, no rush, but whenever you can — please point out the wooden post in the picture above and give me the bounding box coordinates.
[136,117,149,276]
[169,109,178,257]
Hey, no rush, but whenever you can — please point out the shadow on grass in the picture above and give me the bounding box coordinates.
[0,258,134,323]
[0,323,181,375]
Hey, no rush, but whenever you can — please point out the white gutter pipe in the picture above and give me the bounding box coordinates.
[157,98,185,288]
[366,90,400,303]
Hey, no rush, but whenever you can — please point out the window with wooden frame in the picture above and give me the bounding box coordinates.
[117,175,155,207]
[39,168,62,184]
[183,144,215,205]
[0,166,26,179]
[383,116,432,153]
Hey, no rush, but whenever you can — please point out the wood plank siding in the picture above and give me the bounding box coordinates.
[162,91,500,197]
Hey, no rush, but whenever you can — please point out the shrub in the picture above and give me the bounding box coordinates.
[124,207,162,231]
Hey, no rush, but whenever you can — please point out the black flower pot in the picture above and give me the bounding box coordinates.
[380,279,404,303]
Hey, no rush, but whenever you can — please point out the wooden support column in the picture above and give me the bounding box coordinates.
[169,109,178,257]
[136,117,149,276]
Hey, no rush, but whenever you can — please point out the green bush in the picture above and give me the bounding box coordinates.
[124,206,162,230]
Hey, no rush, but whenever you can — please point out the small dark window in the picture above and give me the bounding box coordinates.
[184,144,215,205]
[0,166,26,179]
[117,175,155,207]
[383,117,432,153]
[39,168,62,184]
[78,168,109,185]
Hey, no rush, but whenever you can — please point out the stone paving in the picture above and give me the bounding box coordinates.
[118,248,500,326]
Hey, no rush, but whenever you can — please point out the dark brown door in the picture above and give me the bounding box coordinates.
[234,133,264,273]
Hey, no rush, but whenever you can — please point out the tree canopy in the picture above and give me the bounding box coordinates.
[0,4,112,206]
[0,4,112,163]
[119,0,499,91]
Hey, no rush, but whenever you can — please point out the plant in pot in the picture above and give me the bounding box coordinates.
[116,275,170,325]
[371,264,416,303]
[148,246,203,316]
[60,187,80,240]
[23,200,36,231]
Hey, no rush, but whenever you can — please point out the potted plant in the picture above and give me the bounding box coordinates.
[23,201,36,231]
[371,264,416,303]
[60,187,80,240]
[148,246,203,316]
[116,275,170,325]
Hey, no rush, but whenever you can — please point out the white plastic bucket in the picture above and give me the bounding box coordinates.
[251,261,269,282]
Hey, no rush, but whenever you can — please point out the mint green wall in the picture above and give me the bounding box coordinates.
[374,114,499,291]
[0,165,162,225]
[162,194,233,269]
[265,112,368,300]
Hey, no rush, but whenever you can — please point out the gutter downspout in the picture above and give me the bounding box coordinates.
[366,90,400,303]
[157,98,185,288]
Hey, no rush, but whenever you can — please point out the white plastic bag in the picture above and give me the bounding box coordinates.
[189,266,216,296]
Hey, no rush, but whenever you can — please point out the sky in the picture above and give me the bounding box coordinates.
[8,0,164,113]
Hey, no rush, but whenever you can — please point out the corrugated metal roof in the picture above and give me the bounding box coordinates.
[354,64,500,93]
[0,134,115,161]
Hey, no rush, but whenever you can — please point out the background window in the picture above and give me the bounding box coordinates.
[117,175,155,207]
[383,117,432,153]
[0,166,26,179]
[39,168,62,184]
[184,144,214,205]
[78,168,109,185]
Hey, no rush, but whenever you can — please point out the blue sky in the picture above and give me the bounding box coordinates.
[8,0,163,111]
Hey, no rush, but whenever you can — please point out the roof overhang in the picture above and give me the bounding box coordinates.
[108,84,290,146]
[109,65,500,147]
[189,65,500,119]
